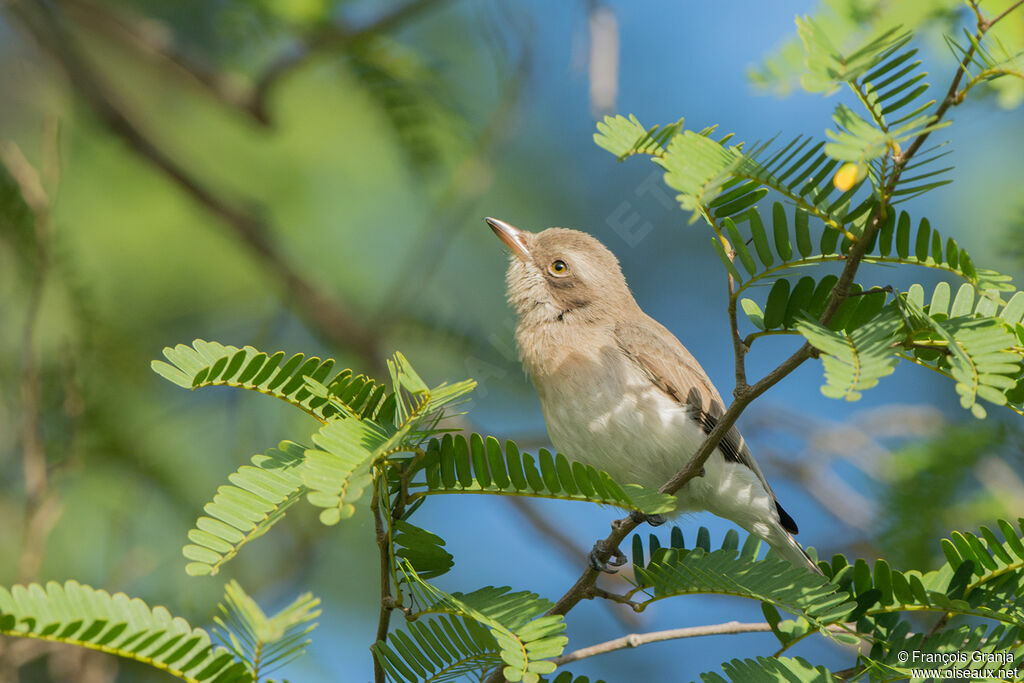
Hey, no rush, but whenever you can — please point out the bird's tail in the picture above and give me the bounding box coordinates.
[766,527,823,575]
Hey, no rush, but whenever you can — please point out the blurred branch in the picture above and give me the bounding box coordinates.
[56,0,451,126]
[8,0,381,363]
[58,0,253,114]
[250,0,451,124]
[1,139,64,583]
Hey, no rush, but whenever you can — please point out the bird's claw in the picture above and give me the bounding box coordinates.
[589,540,627,573]
[630,510,667,527]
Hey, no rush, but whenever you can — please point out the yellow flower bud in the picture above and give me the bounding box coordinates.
[833,162,862,191]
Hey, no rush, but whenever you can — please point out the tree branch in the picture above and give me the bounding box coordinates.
[57,0,253,114]
[552,621,772,666]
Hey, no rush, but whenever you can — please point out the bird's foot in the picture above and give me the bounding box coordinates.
[588,540,627,573]
[630,510,667,527]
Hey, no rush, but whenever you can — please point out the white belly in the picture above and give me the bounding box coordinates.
[536,365,777,529]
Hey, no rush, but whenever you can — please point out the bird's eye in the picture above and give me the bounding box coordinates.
[549,260,568,275]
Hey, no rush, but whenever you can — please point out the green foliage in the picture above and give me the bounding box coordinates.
[0,580,251,682]
[947,28,1024,107]
[698,656,835,683]
[392,520,454,580]
[628,528,854,636]
[630,521,1024,681]
[722,204,1011,301]
[152,339,395,423]
[592,114,683,160]
[214,580,320,681]
[543,675,605,683]
[372,614,503,682]
[795,22,910,94]
[346,36,469,176]
[794,306,905,401]
[861,620,1024,681]
[594,7,1024,428]
[7,4,1023,680]
[302,416,389,525]
[900,286,1022,417]
[410,433,676,514]
[184,441,308,577]
[374,565,568,683]
[150,343,688,681]
[598,96,1024,417]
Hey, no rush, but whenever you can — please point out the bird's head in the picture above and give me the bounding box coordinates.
[485,217,635,323]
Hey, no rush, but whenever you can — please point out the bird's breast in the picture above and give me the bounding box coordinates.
[527,337,707,502]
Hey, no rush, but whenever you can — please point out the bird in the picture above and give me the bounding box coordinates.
[485,216,820,574]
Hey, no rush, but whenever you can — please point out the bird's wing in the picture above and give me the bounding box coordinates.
[613,316,799,534]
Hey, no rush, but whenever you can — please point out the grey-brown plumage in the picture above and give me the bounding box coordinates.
[486,217,818,573]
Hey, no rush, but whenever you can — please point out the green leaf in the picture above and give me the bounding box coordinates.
[184,441,308,576]
[152,340,393,423]
[725,217,758,276]
[763,279,792,330]
[302,418,388,524]
[741,298,765,330]
[414,436,675,515]
[393,520,454,580]
[746,209,774,267]
[593,114,683,160]
[0,580,251,681]
[656,130,745,222]
[392,566,568,683]
[901,293,1022,418]
[795,306,904,400]
[373,615,502,683]
[632,529,850,632]
[213,580,319,678]
[699,655,836,682]
[772,202,793,261]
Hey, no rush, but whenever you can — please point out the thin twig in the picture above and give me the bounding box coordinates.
[588,586,641,610]
[553,621,772,666]
[727,272,749,391]
[983,0,1024,31]
[371,482,394,683]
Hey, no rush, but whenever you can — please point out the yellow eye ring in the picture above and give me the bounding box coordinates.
[549,260,567,275]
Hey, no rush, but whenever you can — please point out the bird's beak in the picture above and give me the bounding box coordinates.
[485,217,530,262]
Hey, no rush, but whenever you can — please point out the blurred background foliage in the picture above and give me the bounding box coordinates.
[1,0,1023,680]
